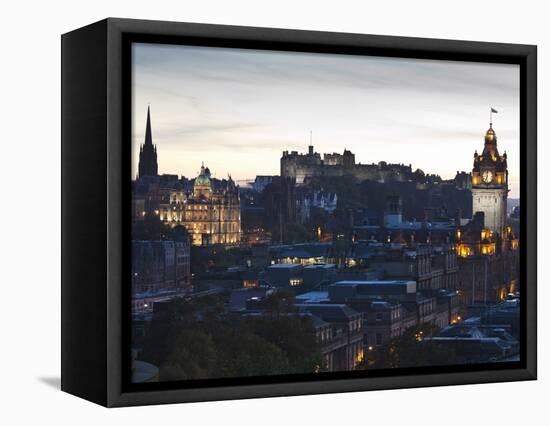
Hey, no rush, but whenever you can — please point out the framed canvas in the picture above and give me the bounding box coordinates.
[61,18,537,407]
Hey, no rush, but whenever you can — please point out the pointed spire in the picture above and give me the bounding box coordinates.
[144,105,153,146]
[138,105,158,178]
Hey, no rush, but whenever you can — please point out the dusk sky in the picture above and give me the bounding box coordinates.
[132,43,520,197]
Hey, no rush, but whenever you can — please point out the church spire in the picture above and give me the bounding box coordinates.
[138,105,158,178]
[144,105,153,146]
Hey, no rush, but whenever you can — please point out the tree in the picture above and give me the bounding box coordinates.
[138,294,322,380]
[257,289,295,319]
[210,325,289,378]
[271,223,313,244]
[358,323,459,369]
[249,315,321,374]
[159,330,217,381]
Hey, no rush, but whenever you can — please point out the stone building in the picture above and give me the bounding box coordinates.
[368,243,459,292]
[455,122,520,305]
[157,164,241,246]
[297,303,365,372]
[471,122,509,235]
[132,107,241,246]
[351,195,459,246]
[325,280,459,348]
[456,213,519,304]
[295,188,338,224]
[281,144,414,185]
[131,239,191,294]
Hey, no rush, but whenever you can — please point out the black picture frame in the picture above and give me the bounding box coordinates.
[61,18,537,407]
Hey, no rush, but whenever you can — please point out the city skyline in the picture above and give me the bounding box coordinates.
[130,42,522,383]
[132,43,520,197]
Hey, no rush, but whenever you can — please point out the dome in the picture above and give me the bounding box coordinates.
[194,164,212,187]
[195,174,211,186]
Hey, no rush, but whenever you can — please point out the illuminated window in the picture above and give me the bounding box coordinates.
[289,278,303,286]
[355,349,364,366]
[243,280,257,288]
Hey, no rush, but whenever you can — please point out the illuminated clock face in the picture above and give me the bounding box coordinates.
[482,170,493,183]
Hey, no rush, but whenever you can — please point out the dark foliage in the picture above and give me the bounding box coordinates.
[357,323,459,369]
[139,294,321,381]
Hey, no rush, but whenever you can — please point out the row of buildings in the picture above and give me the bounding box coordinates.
[224,276,518,372]
[131,107,521,378]
[131,107,519,303]
[131,239,191,313]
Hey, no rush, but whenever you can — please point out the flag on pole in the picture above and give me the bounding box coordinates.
[491,108,498,113]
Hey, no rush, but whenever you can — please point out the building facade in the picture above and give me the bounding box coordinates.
[157,165,241,246]
[471,123,508,235]
[297,303,364,372]
[455,123,519,305]
[369,244,459,292]
[131,239,191,294]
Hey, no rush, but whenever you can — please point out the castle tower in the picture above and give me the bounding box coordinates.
[138,106,158,178]
[471,119,508,235]
[342,149,355,168]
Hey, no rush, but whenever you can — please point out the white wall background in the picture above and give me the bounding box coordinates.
[0,0,545,424]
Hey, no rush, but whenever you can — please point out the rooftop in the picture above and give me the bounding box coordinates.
[333,280,416,286]
[304,263,336,270]
[295,291,330,304]
[268,263,303,269]
[296,303,361,322]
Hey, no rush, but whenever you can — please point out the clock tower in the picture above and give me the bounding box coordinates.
[471,121,508,236]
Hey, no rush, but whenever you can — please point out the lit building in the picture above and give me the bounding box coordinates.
[296,303,364,371]
[456,212,519,305]
[263,263,304,288]
[454,119,520,305]
[157,164,241,246]
[471,122,508,235]
[133,107,241,246]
